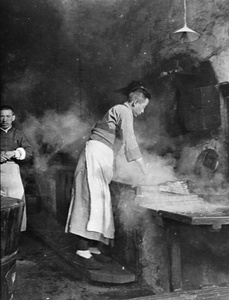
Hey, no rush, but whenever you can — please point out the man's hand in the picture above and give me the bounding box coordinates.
[1,190,7,196]
[0,153,8,163]
[0,151,15,163]
[5,151,15,160]
[135,158,148,176]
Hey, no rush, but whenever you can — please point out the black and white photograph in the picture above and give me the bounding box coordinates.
[1,0,229,299]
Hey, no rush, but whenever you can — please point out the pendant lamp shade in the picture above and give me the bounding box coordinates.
[170,0,200,43]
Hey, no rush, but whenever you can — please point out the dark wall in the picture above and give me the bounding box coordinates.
[1,0,229,119]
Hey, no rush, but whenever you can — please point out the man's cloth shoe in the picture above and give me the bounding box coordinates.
[92,253,112,263]
[73,255,102,270]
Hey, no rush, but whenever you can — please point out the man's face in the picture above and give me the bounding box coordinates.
[0,109,15,129]
[132,98,149,117]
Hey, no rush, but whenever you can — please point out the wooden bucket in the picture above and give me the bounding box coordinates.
[1,197,24,300]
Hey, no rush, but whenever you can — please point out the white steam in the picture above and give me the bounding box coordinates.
[113,149,177,186]
[22,105,95,172]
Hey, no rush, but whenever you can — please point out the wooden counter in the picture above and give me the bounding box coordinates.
[135,189,229,292]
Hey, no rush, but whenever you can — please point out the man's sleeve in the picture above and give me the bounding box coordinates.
[118,107,142,162]
[17,130,33,160]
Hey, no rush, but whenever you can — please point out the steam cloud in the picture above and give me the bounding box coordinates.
[22,104,95,172]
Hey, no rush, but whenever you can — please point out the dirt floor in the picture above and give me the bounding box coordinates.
[13,230,155,300]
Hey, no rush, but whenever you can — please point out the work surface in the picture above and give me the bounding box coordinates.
[133,182,229,229]
[136,195,229,228]
[110,179,229,229]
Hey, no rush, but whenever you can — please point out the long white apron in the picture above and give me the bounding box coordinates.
[0,161,27,231]
[65,140,114,244]
[86,140,114,237]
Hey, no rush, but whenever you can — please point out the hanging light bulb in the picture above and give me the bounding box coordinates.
[170,0,201,43]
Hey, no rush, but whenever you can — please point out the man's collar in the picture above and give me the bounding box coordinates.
[0,126,12,133]
[123,101,131,110]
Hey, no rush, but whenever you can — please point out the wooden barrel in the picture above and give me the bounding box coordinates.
[1,197,24,300]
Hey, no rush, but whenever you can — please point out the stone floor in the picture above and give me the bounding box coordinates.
[13,231,155,300]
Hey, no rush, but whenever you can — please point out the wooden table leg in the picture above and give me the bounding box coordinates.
[166,222,182,292]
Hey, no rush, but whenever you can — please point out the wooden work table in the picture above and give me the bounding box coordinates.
[136,195,229,230]
[135,189,229,292]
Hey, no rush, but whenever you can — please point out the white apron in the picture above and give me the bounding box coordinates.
[1,161,27,231]
[65,140,114,244]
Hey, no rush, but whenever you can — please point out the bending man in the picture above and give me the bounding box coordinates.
[65,81,151,269]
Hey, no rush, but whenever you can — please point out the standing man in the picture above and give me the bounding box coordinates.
[65,81,151,270]
[0,105,33,231]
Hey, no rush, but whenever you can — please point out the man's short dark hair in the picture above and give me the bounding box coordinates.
[114,80,151,99]
[0,105,15,114]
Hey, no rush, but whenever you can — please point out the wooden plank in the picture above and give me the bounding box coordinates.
[136,196,229,228]
[128,286,229,299]
[158,210,229,227]
[55,170,73,225]
[191,217,229,230]
[137,181,192,196]
[192,216,229,224]
[27,212,136,284]
[166,224,182,292]
[135,194,200,202]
